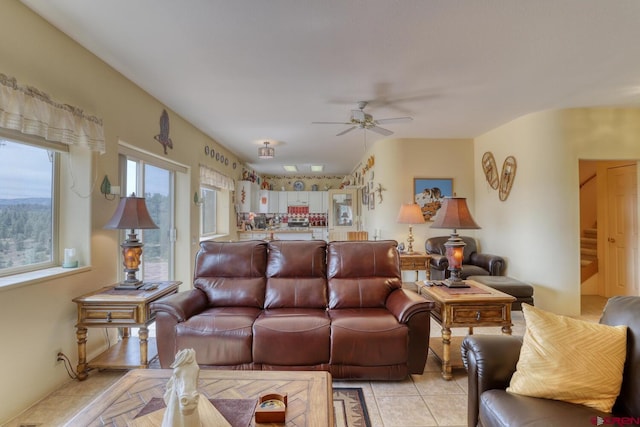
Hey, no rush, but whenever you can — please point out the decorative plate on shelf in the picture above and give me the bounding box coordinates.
[293,180,305,191]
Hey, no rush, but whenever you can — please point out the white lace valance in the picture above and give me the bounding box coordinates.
[0,74,105,153]
[200,164,235,190]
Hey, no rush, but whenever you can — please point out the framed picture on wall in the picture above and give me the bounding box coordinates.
[413,178,454,221]
[361,186,369,205]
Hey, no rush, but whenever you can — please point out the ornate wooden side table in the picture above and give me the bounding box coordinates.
[399,252,431,281]
[417,279,515,380]
[72,281,180,380]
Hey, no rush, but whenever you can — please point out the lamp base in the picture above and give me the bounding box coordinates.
[443,278,470,288]
[114,278,144,290]
[443,273,470,288]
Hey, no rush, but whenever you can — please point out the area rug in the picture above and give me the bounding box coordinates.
[333,387,371,427]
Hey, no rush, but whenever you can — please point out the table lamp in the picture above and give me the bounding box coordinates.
[396,203,425,254]
[429,197,480,287]
[104,194,158,289]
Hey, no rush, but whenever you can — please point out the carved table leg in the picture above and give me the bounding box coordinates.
[76,326,88,381]
[139,326,149,367]
[441,327,453,380]
[502,324,512,335]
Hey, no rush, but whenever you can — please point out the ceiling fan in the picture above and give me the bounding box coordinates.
[312,101,413,136]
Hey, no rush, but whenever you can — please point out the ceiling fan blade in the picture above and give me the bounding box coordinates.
[312,121,352,125]
[375,117,413,125]
[369,126,393,136]
[336,126,357,136]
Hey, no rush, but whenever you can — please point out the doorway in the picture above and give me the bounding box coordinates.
[579,160,639,299]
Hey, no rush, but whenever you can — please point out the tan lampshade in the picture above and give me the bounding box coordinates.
[430,197,480,230]
[396,203,426,224]
[104,195,159,231]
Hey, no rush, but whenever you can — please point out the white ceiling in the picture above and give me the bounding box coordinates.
[21,0,640,176]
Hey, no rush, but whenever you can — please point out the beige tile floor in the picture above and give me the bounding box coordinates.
[3,296,607,427]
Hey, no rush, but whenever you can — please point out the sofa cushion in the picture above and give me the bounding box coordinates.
[195,240,267,277]
[195,277,266,308]
[330,308,408,366]
[327,240,401,309]
[253,308,330,365]
[194,240,267,308]
[264,240,327,309]
[176,307,260,365]
[507,304,627,413]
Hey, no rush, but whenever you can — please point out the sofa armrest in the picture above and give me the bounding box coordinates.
[461,334,523,427]
[150,288,208,368]
[386,288,434,323]
[150,288,208,322]
[469,253,505,276]
[428,254,448,270]
[386,289,434,373]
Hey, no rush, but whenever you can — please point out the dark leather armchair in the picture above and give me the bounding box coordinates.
[461,296,640,427]
[425,236,505,280]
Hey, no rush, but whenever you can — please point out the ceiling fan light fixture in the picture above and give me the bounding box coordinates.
[258,141,275,159]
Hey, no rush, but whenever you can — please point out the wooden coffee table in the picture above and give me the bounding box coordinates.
[418,279,516,380]
[65,369,334,426]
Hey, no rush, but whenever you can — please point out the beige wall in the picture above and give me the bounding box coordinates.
[474,109,640,315]
[0,2,241,422]
[356,137,475,255]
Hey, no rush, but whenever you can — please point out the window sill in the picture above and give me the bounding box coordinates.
[0,265,91,292]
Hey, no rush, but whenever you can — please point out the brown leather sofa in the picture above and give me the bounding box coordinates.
[151,239,434,380]
[461,296,640,427]
[425,236,505,280]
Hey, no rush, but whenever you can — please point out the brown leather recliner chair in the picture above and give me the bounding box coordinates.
[425,236,505,280]
[461,296,640,427]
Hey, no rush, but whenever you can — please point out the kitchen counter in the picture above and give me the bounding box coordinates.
[238,228,314,233]
[237,227,327,241]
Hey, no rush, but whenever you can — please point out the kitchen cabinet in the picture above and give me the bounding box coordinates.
[287,191,309,205]
[308,191,326,213]
[278,193,288,214]
[236,181,259,213]
[259,190,279,213]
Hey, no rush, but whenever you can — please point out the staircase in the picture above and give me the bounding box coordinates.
[580,227,598,282]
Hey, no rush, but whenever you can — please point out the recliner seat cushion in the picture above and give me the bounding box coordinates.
[253,308,330,365]
[176,307,260,365]
[330,308,408,366]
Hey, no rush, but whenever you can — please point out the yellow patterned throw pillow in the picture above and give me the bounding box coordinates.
[507,304,627,413]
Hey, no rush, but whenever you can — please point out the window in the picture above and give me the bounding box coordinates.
[200,186,218,236]
[0,138,58,275]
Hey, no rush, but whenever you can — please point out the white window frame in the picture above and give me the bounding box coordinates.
[0,129,93,290]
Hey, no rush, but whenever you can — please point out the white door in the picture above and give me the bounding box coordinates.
[606,164,638,296]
